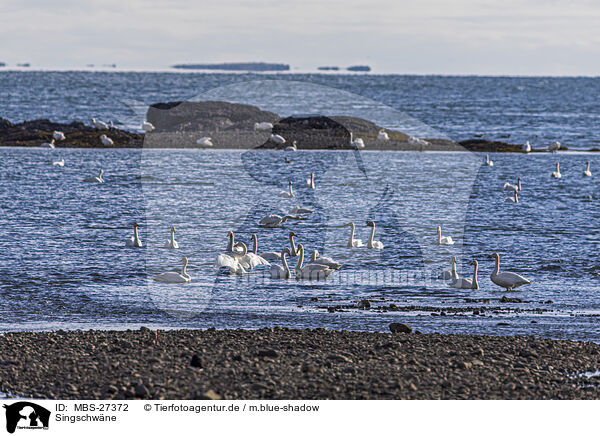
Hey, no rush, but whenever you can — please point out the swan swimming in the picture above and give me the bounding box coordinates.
[345,222,364,248]
[436,226,454,245]
[258,214,303,228]
[84,169,104,183]
[270,248,292,279]
[294,244,334,280]
[548,141,561,153]
[503,177,521,192]
[377,129,389,141]
[584,161,592,177]
[142,121,155,132]
[289,206,314,215]
[42,139,55,148]
[489,252,530,291]
[306,173,315,189]
[270,133,286,144]
[310,250,342,269]
[164,226,180,249]
[215,241,248,275]
[349,132,365,149]
[238,234,271,269]
[505,191,518,203]
[254,122,274,131]
[484,154,494,166]
[258,232,298,261]
[366,221,384,249]
[126,222,143,247]
[279,181,294,198]
[52,159,65,166]
[450,260,479,290]
[91,118,109,129]
[285,141,297,151]
[154,257,191,283]
[53,131,66,141]
[100,134,114,146]
[438,256,459,280]
[552,162,561,178]
[522,141,531,153]
[196,137,213,146]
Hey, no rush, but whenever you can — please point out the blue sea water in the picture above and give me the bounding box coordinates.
[0,71,599,340]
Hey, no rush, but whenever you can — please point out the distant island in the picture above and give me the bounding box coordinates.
[347,65,371,72]
[171,62,290,72]
[0,62,5,67]
[17,63,30,67]
[317,66,340,71]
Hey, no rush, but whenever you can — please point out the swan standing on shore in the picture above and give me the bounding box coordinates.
[279,181,294,198]
[436,226,454,245]
[503,177,521,192]
[164,226,180,249]
[366,221,384,249]
[439,256,459,280]
[484,154,494,166]
[307,173,315,189]
[377,129,389,141]
[345,222,364,248]
[84,169,104,183]
[450,260,479,290]
[270,133,286,144]
[53,131,66,141]
[349,132,365,149]
[409,136,430,146]
[52,159,65,166]
[310,250,342,269]
[584,161,592,177]
[285,141,297,151]
[154,257,191,283]
[523,141,531,153]
[100,134,114,146]
[254,122,273,131]
[270,248,291,279]
[126,222,143,247]
[91,118,109,129]
[488,253,530,291]
[196,137,213,146]
[42,139,55,148]
[258,214,303,228]
[548,141,561,152]
[294,245,334,280]
[552,162,562,178]
[142,121,155,132]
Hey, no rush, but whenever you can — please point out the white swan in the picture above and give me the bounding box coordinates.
[254,122,274,131]
[84,169,104,183]
[42,138,55,148]
[279,181,294,198]
[552,162,561,178]
[258,232,298,261]
[285,141,297,151]
[100,134,114,146]
[366,221,384,249]
[345,222,364,248]
[505,191,518,203]
[270,133,286,144]
[52,159,65,166]
[438,256,459,280]
[153,257,191,283]
[238,234,271,269]
[450,260,479,290]
[484,154,494,166]
[142,121,155,132]
[522,141,531,153]
[53,131,66,141]
[164,226,180,249]
[91,118,108,129]
[548,141,561,152]
[126,222,143,247]
[489,252,530,291]
[349,132,364,149]
[289,206,314,215]
[310,249,342,269]
[294,245,334,280]
[584,161,592,177]
[437,226,454,245]
[408,136,430,146]
[306,173,315,189]
[258,214,304,228]
[503,177,521,192]
[270,248,292,279]
[216,241,248,275]
[196,137,213,146]
[377,129,389,141]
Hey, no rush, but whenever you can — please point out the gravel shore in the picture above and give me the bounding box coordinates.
[1,328,599,400]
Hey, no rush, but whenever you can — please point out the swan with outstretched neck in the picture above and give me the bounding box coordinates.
[270,248,292,279]
[154,257,191,283]
[84,169,104,183]
[126,223,143,247]
[164,226,179,249]
[552,162,562,178]
[484,154,493,166]
[366,221,384,249]
[584,162,592,177]
[345,222,364,248]
[258,214,304,228]
[488,253,530,291]
[307,173,315,189]
[349,132,364,149]
[437,226,454,245]
[450,260,479,290]
[216,241,248,275]
[505,191,518,203]
[237,234,270,269]
[294,244,334,280]
[279,181,294,198]
[503,177,521,192]
[439,256,459,280]
[258,232,298,261]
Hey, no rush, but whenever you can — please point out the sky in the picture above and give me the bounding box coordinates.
[1,0,600,75]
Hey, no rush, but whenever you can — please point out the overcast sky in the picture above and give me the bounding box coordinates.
[1,0,599,75]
